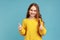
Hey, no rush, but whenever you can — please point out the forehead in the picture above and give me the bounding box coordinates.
[30,5,37,10]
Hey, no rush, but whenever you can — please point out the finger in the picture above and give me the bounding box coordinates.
[18,23,20,26]
[18,23,21,27]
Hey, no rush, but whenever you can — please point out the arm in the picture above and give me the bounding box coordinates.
[19,19,27,36]
[39,19,47,36]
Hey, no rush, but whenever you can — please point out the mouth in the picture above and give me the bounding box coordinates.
[30,13,36,17]
[31,13,35,15]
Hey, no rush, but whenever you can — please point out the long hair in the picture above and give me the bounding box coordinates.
[26,3,44,36]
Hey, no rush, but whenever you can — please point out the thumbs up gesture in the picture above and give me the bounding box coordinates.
[18,23,22,31]
[39,22,44,30]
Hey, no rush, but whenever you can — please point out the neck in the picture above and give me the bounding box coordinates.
[29,16,35,19]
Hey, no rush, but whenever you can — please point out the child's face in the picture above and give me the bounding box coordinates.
[29,5,37,17]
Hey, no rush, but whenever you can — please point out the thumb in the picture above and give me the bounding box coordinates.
[18,23,21,27]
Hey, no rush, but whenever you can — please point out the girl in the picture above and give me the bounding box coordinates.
[18,3,47,40]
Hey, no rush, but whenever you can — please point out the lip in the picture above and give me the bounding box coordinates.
[31,13,35,15]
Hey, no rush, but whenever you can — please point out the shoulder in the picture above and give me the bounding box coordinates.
[39,18,44,23]
[22,18,28,22]
[39,18,44,24]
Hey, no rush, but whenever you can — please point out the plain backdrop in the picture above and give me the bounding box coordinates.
[0,0,60,40]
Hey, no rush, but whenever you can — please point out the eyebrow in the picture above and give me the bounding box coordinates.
[30,9,37,11]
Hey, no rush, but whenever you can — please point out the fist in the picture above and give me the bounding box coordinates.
[39,22,44,30]
[18,23,22,31]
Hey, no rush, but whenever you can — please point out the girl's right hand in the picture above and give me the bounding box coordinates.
[18,23,22,31]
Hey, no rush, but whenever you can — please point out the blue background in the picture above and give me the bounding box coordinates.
[0,0,60,40]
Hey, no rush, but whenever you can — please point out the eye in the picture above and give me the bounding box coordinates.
[30,9,33,11]
[34,10,37,12]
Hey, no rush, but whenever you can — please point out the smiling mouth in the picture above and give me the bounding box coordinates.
[31,13,35,15]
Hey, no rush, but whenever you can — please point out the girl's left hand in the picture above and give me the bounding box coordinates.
[39,22,44,30]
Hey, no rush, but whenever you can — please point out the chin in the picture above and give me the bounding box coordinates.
[31,15,35,17]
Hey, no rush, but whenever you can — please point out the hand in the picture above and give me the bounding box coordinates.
[18,23,22,31]
[39,22,43,30]
[39,24,43,30]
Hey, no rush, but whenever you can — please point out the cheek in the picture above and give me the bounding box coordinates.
[29,11,32,15]
[29,11,37,14]
[29,11,32,13]
[34,12,37,14]
[33,11,37,15]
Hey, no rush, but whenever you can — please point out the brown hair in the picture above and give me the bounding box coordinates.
[26,3,44,36]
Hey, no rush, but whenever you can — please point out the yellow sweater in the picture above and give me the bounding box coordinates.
[19,18,47,40]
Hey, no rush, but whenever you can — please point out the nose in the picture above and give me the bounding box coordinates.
[32,10,35,13]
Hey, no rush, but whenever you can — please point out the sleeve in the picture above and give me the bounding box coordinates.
[19,19,27,36]
[39,19,47,36]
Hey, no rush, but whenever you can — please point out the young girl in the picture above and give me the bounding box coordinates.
[18,3,47,40]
